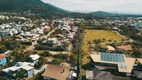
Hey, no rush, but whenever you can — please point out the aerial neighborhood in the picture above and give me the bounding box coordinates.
[1,0,142,80]
[0,16,80,80]
[0,14,142,80]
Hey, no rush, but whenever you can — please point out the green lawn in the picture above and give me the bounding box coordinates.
[80,29,126,79]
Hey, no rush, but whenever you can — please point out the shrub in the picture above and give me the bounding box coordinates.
[39,57,47,65]
[40,51,52,57]
[20,41,32,45]
[0,45,7,53]
[53,54,68,60]
[35,44,65,51]
[70,54,78,64]
[51,58,63,65]
[0,76,7,80]
[34,61,42,69]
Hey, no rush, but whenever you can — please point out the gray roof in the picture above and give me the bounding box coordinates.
[134,71,142,78]
[86,70,113,80]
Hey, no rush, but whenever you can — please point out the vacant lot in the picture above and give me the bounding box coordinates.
[82,30,126,53]
[80,30,126,78]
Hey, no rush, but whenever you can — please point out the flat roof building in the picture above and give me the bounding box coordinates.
[42,64,71,80]
[90,52,135,73]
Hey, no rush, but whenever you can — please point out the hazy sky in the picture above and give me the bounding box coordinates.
[42,0,142,13]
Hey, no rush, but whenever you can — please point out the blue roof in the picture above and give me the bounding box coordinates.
[74,66,77,70]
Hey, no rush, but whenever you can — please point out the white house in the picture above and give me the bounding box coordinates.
[3,62,34,79]
[29,54,40,61]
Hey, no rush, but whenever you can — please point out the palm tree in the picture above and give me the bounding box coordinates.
[121,39,125,45]
[93,39,101,45]
[108,39,112,43]
[126,38,130,42]
[87,41,91,45]
[16,68,27,79]
[102,38,106,42]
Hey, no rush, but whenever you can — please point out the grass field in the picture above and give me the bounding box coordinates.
[80,29,126,79]
[82,30,126,53]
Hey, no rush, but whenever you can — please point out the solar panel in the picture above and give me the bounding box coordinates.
[100,52,125,63]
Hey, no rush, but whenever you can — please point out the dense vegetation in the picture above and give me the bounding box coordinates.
[0,40,24,53]
[0,0,142,19]
[0,0,69,19]
[35,44,66,51]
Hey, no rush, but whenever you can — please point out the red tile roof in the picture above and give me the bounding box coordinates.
[116,45,133,51]
[0,54,5,60]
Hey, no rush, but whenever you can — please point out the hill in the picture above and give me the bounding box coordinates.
[90,11,142,17]
[90,11,116,17]
[0,0,141,19]
[0,0,69,18]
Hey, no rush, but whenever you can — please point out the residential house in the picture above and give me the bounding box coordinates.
[44,26,51,33]
[19,32,39,41]
[67,32,74,39]
[90,52,135,74]
[106,46,116,52]
[42,64,72,80]
[112,27,119,31]
[28,54,40,65]
[116,45,133,51]
[71,26,78,32]
[0,31,10,38]
[61,25,71,31]
[3,62,34,79]
[31,27,44,34]
[29,54,40,62]
[134,22,142,30]
[42,37,60,46]
[9,28,18,36]
[41,22,49,26]
[0,54,7,67]
[86,70,112,80]
[4,50,13,55]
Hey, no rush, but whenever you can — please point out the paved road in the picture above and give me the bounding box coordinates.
[24,28,57,52]
[49,51,72,55]
[40,28,57,39]
[24,45,35,52]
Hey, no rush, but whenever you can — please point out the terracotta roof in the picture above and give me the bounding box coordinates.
[0,54,5,60]
[42,64,70,80]
[54,34,64,38]
[116,45,133,51]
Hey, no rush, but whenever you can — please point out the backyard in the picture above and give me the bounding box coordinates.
[80,29,127,78]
